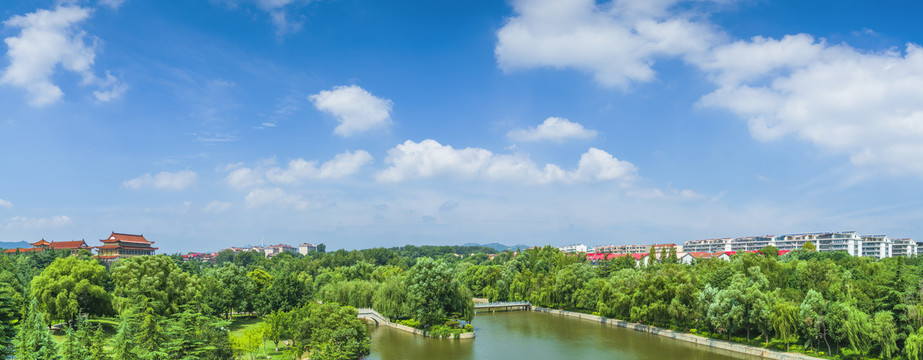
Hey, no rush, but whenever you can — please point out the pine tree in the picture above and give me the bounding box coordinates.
[134,307,169,360]
[0,286,17,358]
[14,299,58,360]
[60,325,88,360]
[112,310,139,360]
[88,323,109,360]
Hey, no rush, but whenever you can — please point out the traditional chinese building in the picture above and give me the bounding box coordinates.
[96,232,157,262]
[2,238,92,255]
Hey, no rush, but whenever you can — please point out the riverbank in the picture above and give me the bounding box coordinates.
[357,308,475,340]
[531,307,821,360]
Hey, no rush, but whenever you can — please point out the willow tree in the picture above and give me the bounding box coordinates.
[30,257,112,325]
[407,257,473,326]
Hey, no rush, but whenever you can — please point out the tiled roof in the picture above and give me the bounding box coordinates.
[101,232,153,244]
[51,240,90,249]
[30,239,52,246]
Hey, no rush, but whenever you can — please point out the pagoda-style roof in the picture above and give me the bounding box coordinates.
[51,240,91,250]
[3,248,41,254]
[101,232,153,244]
[96,245,158,251]
[30,239,52,247]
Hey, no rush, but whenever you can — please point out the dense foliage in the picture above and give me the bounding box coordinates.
[6,241,923,359]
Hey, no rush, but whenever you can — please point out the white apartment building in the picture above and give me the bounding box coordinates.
[683,231,915,259]
[558,244,588,253]
[892,238,917,257]
[298,243,317,256]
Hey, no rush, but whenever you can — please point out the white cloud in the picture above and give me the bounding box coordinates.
[245,187,309,210]
[122,170,198,190]
[508,117,598,142]
[0,198,11,208]
[225,150,372,188]
[375,139,636,184]
[204,201,233,212]
[98,0,126,10]
[699,38,923,176]
[309,85,393,137]
[495,0,923,177]
[495,0,721,88]
[1,6,125,106]
[3,215,72,229]
[218,0,310,36]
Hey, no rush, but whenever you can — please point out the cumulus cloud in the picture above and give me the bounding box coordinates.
[699,38,923,176]
[3,215,72,229]
[204,201,232,212]
[508,117,598,142]
[309,85,393,137]
[0,198,11,208]
[496,0,923,177]
[495,0,721,88]
[245,187,309,210]
[122,170,198,190]
[1,6,125,106]
[375,139,636,184]
[225,150,372,189]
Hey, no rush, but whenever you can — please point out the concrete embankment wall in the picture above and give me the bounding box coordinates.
[531,307,819,360]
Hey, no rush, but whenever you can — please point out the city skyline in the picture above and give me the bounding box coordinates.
[2,0,923,253]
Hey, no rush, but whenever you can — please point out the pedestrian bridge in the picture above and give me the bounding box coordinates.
[474,301,532,312]
[356,308,389,325]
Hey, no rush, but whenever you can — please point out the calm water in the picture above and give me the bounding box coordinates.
[366,311,761,360]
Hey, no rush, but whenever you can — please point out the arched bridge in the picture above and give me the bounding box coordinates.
[357,308,389,326]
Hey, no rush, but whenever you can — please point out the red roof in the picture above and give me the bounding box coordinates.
[101,232,153,244]
[779,250,792,256]
[29,239,52,246]
[3,248,41,253]
[51,240,91,250]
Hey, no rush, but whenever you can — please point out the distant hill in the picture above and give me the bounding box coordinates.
[0,241,29,249]
[463,243,531,252]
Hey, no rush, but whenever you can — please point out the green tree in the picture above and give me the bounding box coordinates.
[799,289,826,352]
[406,257,473,326]
[872,311,898,359]
[14,299,58,360]
[133,307,169,360]
[30,257,112,324]
[759,245,779,257]
[60,325,88,360]
[802,242,816,251]
[111,255,199,316]
[111,309,139,360]
[0,286,17,358]
[373,275,410,319]
[771,300,798,351]
[289,303,370,360]
[264,310,291,352]
[906,326,923,360]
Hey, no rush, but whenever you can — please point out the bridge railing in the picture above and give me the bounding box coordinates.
[474,301,532,308]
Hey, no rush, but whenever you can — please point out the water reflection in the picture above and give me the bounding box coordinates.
[367,311,761,360]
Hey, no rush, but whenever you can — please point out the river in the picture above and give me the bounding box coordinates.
[366,310,762,360]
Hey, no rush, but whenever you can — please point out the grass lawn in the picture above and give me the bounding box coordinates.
[228,316,291,360]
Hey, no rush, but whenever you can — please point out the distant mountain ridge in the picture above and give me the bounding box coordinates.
[0,241,30,249]
[462,242,531,252]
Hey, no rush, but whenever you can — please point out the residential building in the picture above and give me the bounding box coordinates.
[96,232,157,263]
[298,243,317,255]
[593,243,676,254]
[683,231,914,259]
[264,244,296,257]
[558,244,588,253]
[893,238,917,257]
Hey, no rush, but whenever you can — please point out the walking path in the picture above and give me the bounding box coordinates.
[356,308,475,340]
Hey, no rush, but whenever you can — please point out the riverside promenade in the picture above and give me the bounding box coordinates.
[531,306,821,360]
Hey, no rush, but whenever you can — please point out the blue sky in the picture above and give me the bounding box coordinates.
[2,0,923,253]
